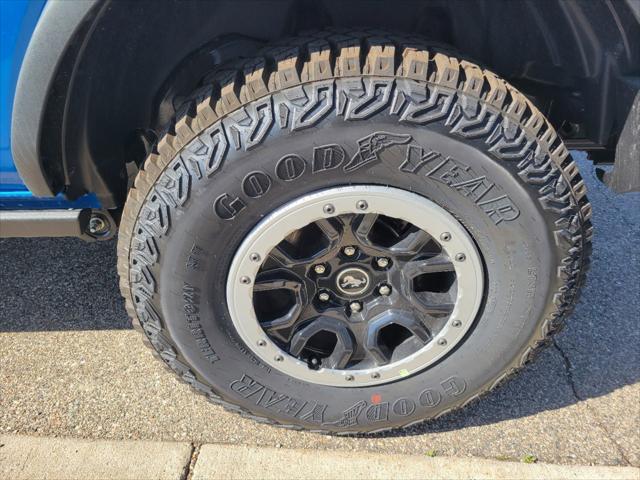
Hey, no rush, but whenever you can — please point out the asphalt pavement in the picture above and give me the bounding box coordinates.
[1,153,638,467]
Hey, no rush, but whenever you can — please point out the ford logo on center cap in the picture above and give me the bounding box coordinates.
[336,267,370,295]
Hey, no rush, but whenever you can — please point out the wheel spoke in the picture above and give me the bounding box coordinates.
[267,245,303,269]
[393,312,431,343]
[388,228,433,256]
[353,213,379,240]
[261,304,304,340]
[289,317,355,369]
[404,287,454,315]
[402,253,456,317]
[404,254,454,276]
[314,218,341,244]
[364,310,430,366]
[254,272,305,342]
[253,277,303,292]
[419,302,455,316]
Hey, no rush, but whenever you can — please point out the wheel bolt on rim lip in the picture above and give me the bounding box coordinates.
[227,186,484,387]
[323,204,335,214]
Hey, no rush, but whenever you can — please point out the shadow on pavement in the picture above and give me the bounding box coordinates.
[1,155,638,431]
[0,237,130,331]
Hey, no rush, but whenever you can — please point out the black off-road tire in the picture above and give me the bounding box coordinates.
[117,30,592,434]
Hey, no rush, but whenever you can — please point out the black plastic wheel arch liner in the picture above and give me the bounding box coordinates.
[601,87,640,194]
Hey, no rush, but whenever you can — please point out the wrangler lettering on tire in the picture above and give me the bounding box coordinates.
[117,30,592,433]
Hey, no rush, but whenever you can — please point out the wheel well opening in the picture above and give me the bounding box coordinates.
[41,0,637,208]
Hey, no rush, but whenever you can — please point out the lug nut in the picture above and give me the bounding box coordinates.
[313,264,326,275]
[343,246,357,256]
[376,257,390,268]
[349,301,362,313]
[318,292,330,302]
[378,284,392,296]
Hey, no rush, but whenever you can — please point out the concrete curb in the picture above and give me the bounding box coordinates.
[0,435,192,480]
[1,435,638,480]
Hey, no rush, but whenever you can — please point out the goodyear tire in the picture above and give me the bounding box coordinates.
[117,31,592,433]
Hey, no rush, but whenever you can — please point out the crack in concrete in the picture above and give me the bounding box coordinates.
[553,339,632,466]
[183,442,201,480]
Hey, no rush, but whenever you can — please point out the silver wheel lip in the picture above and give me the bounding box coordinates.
[226,186,484,387]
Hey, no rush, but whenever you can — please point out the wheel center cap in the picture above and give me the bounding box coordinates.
[335,267,370,296]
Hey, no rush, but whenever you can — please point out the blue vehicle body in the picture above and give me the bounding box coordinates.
[0,0,99,210]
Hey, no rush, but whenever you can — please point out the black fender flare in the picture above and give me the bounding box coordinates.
[10,0,100,197]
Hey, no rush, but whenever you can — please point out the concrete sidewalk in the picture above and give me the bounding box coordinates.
[1,435,638,480]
